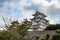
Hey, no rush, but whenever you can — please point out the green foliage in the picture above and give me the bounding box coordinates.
[35,34,50,40]
[16,19,31,40]
[52,29,60,40]
[0,31,11,40]
[45,24,60,30]
[1,17,60,40]
[41,34,50,40]
[36,34,40,40]
[44,34,50,40]
[0,18,31,40]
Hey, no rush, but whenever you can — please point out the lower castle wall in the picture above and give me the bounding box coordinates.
[27,30,56,40]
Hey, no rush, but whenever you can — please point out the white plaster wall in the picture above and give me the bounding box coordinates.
[35,19,40,21]
[32,21,39,25]
[38,15,45,19]
[39,25,46,29]
[41,20,46,23]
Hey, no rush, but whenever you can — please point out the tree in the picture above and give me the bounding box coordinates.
[1,17,31,40]
[17,18,31,40]
[52,29,60,40]
[36,34,40,40]
[45,24,60,30]
[44,34,50,40]
[41,34,50,40]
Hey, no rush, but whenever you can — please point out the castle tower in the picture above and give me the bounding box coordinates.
[29,11,49,31]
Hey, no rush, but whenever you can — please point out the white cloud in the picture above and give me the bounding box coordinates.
[0,0,60,26]
[6,0,60,24]
[32,0,42,4]
[19,0,32,7]
[0,1,17,26]
[4,1,16,8]
[21,10,34,19]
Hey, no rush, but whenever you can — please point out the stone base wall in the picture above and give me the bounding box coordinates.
[27,30,56,40]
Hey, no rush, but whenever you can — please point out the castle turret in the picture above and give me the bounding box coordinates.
[29,11,49,31]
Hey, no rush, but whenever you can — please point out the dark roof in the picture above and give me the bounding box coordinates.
[44,19,49,22]
[32,11,47,17]
[30,17,41,20]
[11,21,19,24]
[31,17,49,22]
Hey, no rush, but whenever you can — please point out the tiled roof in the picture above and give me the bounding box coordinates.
[31,17,49,22]
[32,11,47,17]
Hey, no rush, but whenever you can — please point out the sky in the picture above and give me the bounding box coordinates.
[0,0,60,27]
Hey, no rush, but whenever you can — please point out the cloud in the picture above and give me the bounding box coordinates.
[21,10,34,19]
[0,0,60,27]
[45,0,60,24]
[19,0,31,7]
[0,0,19,26]
[23,0,60,24]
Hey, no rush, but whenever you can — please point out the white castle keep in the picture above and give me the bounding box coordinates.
[28,11,49,31]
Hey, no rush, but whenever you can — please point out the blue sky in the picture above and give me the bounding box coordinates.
[0,0,60,26]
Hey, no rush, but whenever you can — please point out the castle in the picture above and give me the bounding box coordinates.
[27,11,55,40]
[28,10,49,31]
